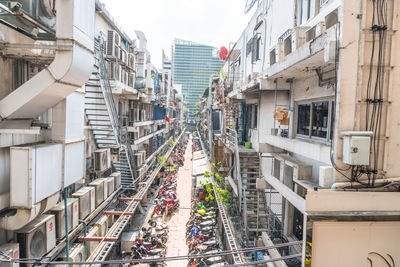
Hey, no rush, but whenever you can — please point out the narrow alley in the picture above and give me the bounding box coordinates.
[165,137,193,267]
[1,1,400,267]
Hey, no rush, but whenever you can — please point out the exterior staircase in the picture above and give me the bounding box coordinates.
[85,38,135,188]
[239,151,268,240]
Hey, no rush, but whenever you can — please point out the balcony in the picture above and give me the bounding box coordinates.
[265,24,338,80]
[109,80,138,95]
[133,128,165,145]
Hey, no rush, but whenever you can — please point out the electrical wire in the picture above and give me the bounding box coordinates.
[330,21,352,180]
[1,241,302,265]
[364,0,388,187]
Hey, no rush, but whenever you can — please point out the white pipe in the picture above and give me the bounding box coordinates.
[331,177,400,189]
[0,192,59,231]
[0,192,10,211]
[0,0,95,119]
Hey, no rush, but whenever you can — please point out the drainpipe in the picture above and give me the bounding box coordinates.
[0,192,59,230]
[64,189,70,263]
[0,0,95,119]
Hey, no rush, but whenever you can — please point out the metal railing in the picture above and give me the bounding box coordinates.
[226,128,246,231]
[96,39,121,147]
[96,38,135,181]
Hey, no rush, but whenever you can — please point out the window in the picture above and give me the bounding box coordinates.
[297,103,311,135]
[284,36,292,56]
[270,49,276,65]
[251,34,261,63]
[320,0,328,7]
[246,37,253,56]
[297,0,318,25]
[296,100,334,142]
[311,101,329,138]
[252,105,258,128]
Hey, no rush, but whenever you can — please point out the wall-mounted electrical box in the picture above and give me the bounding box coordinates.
[342,131,373,165]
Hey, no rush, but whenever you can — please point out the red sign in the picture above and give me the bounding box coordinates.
[164,115,170,122]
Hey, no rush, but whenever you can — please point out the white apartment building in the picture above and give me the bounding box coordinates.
[202,0,400,266]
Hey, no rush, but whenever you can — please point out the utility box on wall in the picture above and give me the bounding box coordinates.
[342,131,372,165]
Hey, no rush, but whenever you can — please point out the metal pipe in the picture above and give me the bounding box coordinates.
[331,177,400,189]
[64,189,70,263]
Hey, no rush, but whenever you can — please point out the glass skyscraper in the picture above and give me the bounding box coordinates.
[173,39,224,120]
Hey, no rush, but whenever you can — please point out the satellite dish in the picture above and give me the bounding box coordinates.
[245,0,259,14]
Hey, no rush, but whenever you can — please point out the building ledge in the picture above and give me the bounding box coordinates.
[133,129,165,145]
[261,134,331,165]
[306,190,400,214]
[132,120,154,127]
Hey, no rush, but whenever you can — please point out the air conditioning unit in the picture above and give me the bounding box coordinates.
[89,179,106,207]
[86,226,100,257]
[67,243,85,263]
[94,215,109,236]
[10,144,63,209]
[94,148,111,172]
[49,198,79,240]
[71,187,95,219]
[105,176,115,196]
[107,30,120,57]
[0,243,19,267]
[134,153,143,167]
[16,214,56,259]
[110,172,121,189]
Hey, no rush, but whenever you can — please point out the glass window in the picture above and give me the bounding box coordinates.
[297,104,311,135]
[311,101,329,138]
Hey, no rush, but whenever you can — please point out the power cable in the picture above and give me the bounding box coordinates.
[2,241,302,265]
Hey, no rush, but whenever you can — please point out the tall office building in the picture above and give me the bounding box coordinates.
[173,39,224,120]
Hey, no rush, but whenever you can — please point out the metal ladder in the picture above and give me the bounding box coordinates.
[240,152,268,240]
[85,38,135,185]
[213,183,243,264]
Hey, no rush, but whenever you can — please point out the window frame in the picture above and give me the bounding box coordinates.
[295,98,334,143]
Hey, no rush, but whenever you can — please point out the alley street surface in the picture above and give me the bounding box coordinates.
[165,138,193,267]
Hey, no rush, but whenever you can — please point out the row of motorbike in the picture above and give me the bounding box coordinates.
[186,201,228,266]
[125,136,188,265]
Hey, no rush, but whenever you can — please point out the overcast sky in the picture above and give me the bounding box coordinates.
[101,0,255,69]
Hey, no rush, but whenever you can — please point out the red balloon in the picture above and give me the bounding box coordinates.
[219,46,228,60]
[219,51,227,60]
[220,46,228,55]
